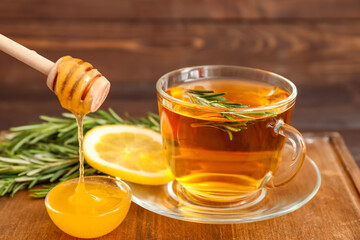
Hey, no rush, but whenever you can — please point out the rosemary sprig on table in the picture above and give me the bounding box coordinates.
[0,108,160,198]
[184,89,277,140]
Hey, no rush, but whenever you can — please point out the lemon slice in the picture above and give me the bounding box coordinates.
[83,125,174,185]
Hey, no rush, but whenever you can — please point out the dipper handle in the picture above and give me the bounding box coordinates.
[0,34,54,75]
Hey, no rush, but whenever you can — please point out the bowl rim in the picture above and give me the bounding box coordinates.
[45,176,132,217]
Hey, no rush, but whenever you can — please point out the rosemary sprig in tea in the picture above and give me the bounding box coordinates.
[184,88,278,140]
[0,108,160,198]
[184,89,247,109]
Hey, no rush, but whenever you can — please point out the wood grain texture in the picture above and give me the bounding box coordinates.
[0,0,360,20]
[1,21,360,87]
[0,133,359,240]
[328,132,360,194]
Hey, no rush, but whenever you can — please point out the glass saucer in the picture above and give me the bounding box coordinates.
[126,155,321,224]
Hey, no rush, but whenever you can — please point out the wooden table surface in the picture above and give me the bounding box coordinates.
[0,1,360,239]
[1,133,360,240]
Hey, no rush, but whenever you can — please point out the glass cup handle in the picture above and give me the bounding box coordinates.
[264,119,306,188]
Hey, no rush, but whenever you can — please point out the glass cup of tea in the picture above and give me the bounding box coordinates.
[156,65,306,206]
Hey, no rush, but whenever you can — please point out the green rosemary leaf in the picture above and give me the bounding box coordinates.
[138,117,150,125]
[11,182,27,197]
[198,92,226,98]
[96,110,118,123]
[184,91,196,104]
[208,96,227,101]
[226,130,233,141]
[29,129,58,145]
[10,123,45,132]
[63,165,79,178]
[58,122,78,133]
[16,154,31,161]
[40,160,78,175]
[50,169,69,182]
[124,112,137,124]
[0,157,31,165]
[26,168,43,176]
[38,174,56,181]
[245,111,277,116]
[222,125,243,132]
[63,134,79,145]
[2,132,20,141]
[15,176,36,182]
[0,181,15,196]
[30,185,56,198]
[108,108,124,123]
[62,113,76,119]
[39,115,69,123]
[147,115,160,127]
[215,102,247,108]
[225,112,255,119]
[0,166,29,175]
[32,155,63,162]
[29,159,47,165]
[10,132,38,154]
[48,144,78,155]
[187,89,215,94]
[28,178,39,189]
[264,87,278,97]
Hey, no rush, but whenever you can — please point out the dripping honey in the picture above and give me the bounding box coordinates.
[45,58,129,238]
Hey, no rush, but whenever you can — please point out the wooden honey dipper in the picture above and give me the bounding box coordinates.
[0,34,110,114]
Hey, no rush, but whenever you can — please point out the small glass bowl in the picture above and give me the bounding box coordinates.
[45,176,132,238]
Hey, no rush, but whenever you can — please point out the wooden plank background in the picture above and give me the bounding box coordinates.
[0,0,360,19]
[0,3,359,162]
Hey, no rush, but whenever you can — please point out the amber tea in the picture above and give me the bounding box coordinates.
[158,79,293,202]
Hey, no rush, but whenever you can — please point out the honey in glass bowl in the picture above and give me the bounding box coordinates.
[45,176,131,238]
